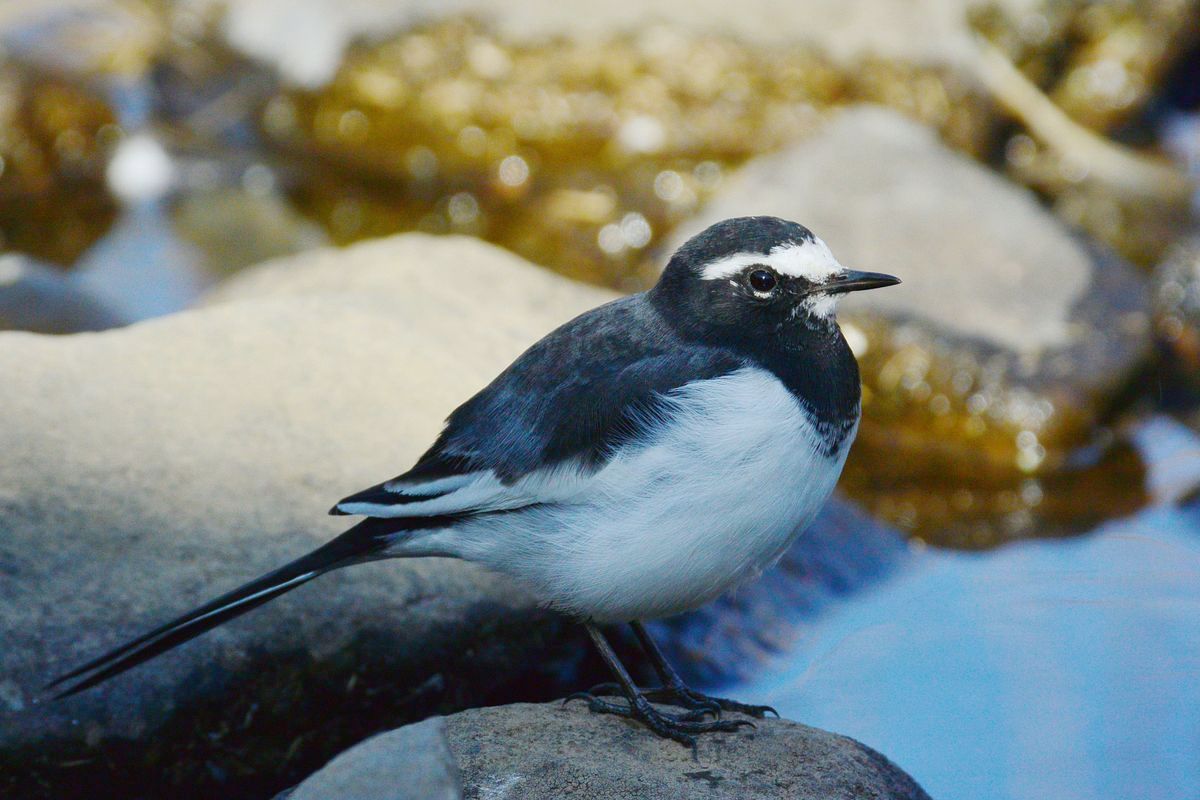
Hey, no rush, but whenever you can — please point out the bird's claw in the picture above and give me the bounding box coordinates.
[587,681,776,719]
[662,685,777,719]
[695,695,778,719]
[580,682,724,719]
[566,690,754,751]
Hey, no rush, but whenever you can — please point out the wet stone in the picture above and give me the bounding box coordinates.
[283,717,461,800]
[1002,130,1195,269]
[973,0,1199,134]
[257,14,995,289]
[976,1,1199,269]
[230,1,1197,283]
[280,702,931,800]
[672,106,1153,547]
[1153,234,1200,398]
[0,235,610,800]
[0,64,119,265]
[222,0,1033,86]
[1045,1,1199,134]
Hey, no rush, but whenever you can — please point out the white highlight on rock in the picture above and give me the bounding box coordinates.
[0,255,23,287]
[699,238,842,282]
[217,0,1002,89]
[106,134,174,203]
[617,115,667,154]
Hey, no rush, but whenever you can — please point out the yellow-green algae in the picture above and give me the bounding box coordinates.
[245,12,1182,545]
[261,17,992,288]
[261,5,1198,275]
[839,314,1149,547]
[0,65,119,265]
[1154,236,1200,393]
[977,0,1199,267]
[974,0,1198,134]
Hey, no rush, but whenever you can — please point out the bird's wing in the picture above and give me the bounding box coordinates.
[332,297,742,519]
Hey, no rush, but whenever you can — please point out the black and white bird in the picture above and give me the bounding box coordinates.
[46,216,898,746]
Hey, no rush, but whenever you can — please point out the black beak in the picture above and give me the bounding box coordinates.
[820,269,901,295]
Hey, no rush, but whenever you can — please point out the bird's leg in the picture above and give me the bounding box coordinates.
[627,621,779,719]
[565,622,753,749]
[576,622,779,718]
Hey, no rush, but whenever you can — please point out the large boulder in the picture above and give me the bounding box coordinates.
[283,717,460,800]
[671,105,1153,547]
[0,231,916,797]
[0,234,611,798]
[220,0,1016,87]
[283,702,932,800]
[236,0,1010,295]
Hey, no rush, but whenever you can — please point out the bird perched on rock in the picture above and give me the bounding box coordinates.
[47,216,898,747]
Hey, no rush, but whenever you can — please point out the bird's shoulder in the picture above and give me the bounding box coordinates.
[332,294,745,516]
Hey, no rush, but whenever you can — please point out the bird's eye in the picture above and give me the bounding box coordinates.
[748,269,777,293]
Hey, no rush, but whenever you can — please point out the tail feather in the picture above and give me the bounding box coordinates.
[43,518,398,700]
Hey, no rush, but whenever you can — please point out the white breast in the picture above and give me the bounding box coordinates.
[444,367,858,622]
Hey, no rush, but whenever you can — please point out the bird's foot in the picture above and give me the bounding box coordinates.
[581,681,778,719]
[564,691,754,750]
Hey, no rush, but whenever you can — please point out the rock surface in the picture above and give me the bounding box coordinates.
[219,0,1014,88]
[203,231,614,314]
[0,234,610,798]
[672,105,1152,546]
[0,230,915,797]
[284,702,932,800]
[285,717,461,800]
[251,1,1001,292]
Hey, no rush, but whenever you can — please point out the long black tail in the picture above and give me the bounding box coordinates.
[43,518,400,700]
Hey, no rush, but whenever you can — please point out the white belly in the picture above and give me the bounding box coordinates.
[449,367,858,622]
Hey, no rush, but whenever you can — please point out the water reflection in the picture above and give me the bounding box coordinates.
[72,201,212,320]
[734,418,1200,800]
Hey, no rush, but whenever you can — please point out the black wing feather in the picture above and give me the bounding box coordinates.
[44,518,400,698]
[333,295,743,514]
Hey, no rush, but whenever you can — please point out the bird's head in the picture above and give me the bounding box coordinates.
[653,216,899,337]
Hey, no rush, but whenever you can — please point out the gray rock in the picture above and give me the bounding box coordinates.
[287,717,461,800]
[0,254,126,334]
[202,231,615,315]
[0,234,610,797]
[1152,234,1200,395]
[286,702,931,800]
[672,106,1126,355]
[218,0,1017,87]
[672,105,1153,545]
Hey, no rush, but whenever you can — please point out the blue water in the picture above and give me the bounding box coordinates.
[737,419,1200,800]
[72,202,214,320]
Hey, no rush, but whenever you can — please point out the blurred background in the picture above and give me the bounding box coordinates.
[1,1,1199,798]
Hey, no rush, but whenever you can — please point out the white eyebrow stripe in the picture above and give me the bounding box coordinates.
[698,239,843,282]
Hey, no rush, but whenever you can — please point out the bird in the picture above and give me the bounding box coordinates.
[45,216,899,748]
